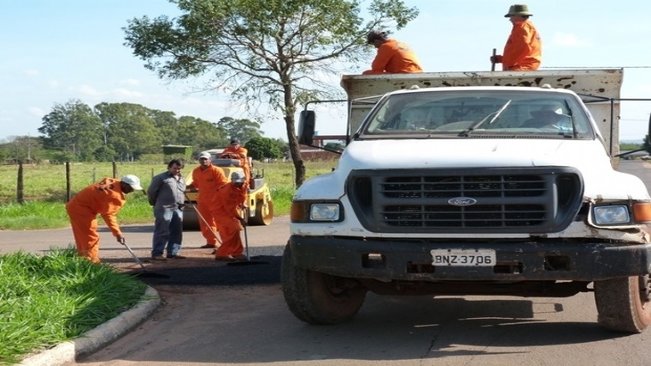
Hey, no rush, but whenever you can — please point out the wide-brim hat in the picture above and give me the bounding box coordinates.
[505,4,532,17]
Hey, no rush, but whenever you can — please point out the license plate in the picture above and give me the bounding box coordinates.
[431,249,496,267]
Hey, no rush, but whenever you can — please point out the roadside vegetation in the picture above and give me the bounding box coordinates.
[0,249,146,365]
[0,159,337,230]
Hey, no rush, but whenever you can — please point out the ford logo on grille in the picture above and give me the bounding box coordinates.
[448,197,477,206]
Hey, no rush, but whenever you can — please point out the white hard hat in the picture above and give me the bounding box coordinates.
[121,175,143,190]
[230,171,246,183]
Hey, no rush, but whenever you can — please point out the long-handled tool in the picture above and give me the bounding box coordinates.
[120,238,170,278]
[227,215,268,266]
[184,193,223,246]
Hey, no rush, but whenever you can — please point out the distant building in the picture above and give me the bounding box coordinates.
[299,134,345,161]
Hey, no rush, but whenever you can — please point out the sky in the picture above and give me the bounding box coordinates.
[2,0,651,143]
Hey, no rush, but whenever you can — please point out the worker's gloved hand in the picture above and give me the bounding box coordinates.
[490,55,503,63]
[117,236,126,245]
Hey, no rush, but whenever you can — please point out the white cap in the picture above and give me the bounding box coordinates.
[198,151,211,160]
[121,175,143,190]
[230,171,246,183]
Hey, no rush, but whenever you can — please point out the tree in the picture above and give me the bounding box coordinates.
[0,136,44,163]
[95,102,162,160]
[176,115,228,151]
[215,116,263,143]
[38,100,104,161]
[245,136,286,160]
[124,0,417,186]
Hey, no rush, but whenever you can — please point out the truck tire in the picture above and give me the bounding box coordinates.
[594,276,651,333]
[281,243,367,325]
[248,199,273,226]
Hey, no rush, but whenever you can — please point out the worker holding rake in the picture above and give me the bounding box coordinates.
[212,171,248,261]
[66,175,143,263]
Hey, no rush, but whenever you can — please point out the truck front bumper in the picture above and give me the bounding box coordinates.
[288,235,651,281]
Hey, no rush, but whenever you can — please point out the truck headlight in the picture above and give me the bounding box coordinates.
[592,205,630,225]
[291,201,343,222]
[310,203,340,221]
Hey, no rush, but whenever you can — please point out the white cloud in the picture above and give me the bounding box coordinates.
[28,107,45,118]
[23,69,39,77]
[77,84,102,97]
[552,32,591,47]
[119,78,141,86]
[112,88,143,98]
[48,79,60,88]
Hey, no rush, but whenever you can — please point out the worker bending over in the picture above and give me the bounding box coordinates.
[66,175,143,263]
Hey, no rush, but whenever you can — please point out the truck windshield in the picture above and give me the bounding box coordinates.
[362,89,594,139]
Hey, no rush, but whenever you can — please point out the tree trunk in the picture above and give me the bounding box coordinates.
[282,80,305,187]
[286,113,305,187]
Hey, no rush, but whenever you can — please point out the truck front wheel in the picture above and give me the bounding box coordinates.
[281,243,367,325]
[594,275,651,333]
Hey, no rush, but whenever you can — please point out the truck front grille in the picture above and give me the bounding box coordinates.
[347,167,583,234]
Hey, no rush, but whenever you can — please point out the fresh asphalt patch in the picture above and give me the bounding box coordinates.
[123,255,281,286]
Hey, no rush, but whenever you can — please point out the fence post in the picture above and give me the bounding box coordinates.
[66,161,71,202]
[112,161,117,178]
[17,161,24,204]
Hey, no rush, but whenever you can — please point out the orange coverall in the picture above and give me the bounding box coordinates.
[502,19,541,71]
[362,39,423,75]
[221,145,251,183]
[211,183,248,258]
[65,178,126,263]
[192,165,228,246]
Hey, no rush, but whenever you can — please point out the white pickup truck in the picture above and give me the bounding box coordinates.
[281,68,651,333]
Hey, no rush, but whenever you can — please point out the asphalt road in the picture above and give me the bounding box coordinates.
[4,160,651,365]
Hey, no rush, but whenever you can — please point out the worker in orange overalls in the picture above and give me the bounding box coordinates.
[66,175,143,263]
[490,4,541,71]
[362,30,423,75]
[188,151,228,249]
[220,138,251,185]
[212,171,248,261]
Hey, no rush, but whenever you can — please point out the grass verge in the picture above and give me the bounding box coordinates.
[0,249,147,365]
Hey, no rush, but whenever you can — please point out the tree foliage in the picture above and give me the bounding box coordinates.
[0,136,45,163]
[124,0,418,185]
[215,117,263,143]
[245,136,286,160]
[39,100,104,161]
[37,99,234,162]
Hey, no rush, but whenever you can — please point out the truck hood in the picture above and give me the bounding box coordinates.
[344,139,605,168]
[313,138,649,200]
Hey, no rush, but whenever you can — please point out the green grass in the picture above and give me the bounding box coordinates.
[0,160,337,230]
[0,249,146,365]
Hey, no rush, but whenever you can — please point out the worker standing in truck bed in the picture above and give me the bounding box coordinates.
[362,30,423,75]
[490,4,541,71]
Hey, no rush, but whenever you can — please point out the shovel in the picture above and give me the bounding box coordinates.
[227,217,268,266]
[120,238,170,278]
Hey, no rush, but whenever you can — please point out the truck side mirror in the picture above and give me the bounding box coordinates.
[298,110,315,145]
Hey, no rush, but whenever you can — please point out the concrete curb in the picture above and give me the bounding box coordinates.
[19,286,160,366]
